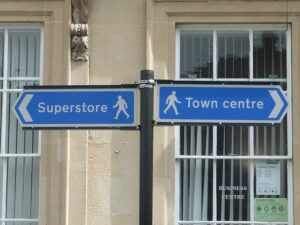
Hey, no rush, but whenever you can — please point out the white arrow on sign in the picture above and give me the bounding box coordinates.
[18,94,33,122]
[269,90,285,119]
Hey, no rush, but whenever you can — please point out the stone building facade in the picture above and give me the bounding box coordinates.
[0,0,299,225]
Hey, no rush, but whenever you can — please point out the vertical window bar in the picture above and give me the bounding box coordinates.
[224,35,227,78]
[279,122,286,197]
[239,127,243,220]
[208,33,211,77]
[176,29,180,80]
[202,127,209,220]
[212,126,217,225]
[255,127,259,155]
[25,35,29,77]
[280,33,283,79]
[249,30,254,81]
[200,35,202,78]
[194,126,202,220]
[175,146,180,224]
[192,34,195,78]
[1,28,8,225]
[213,30,217,80]
[182,127,188,220]
[249,126,254,225]
[286,27,292,158]
[240,36,243,78]
[188,126,195,219]
[272,35,275,76]
[288,161,294,225]
[232,35,235,78]
[229,127,234,220]
[175,30,180,225]
[271,127,275,155]
[15,33,22,218]
[263,127,267,155]
[221,129,226,221]
[264,36,266,78]
[286,26,293,225]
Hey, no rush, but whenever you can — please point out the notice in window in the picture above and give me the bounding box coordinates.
[255,198,288,222]
[256,160,280,195]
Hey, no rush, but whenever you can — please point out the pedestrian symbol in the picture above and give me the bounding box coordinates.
[113,95,130,119]
[163,91,181,115]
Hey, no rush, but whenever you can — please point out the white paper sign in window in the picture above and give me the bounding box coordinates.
[256,160,281,195]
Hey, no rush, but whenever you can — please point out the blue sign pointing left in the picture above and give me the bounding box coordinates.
[14,89,137,128]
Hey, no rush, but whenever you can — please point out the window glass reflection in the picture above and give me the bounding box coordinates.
[253,31,286,79]
[217,31,249,79]
[254,118,287,156]
[180,159,213,221]
[217,160,250,221]
[180,31,213,79]
[217,126,249,156]
[180,126,213,156]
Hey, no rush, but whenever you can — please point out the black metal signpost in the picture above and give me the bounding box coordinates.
[138,70,154,225]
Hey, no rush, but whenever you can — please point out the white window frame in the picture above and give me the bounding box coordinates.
[175,25,293,225]
[0,25,43,224]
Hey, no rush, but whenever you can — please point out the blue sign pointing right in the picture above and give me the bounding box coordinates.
[158,84,289,124]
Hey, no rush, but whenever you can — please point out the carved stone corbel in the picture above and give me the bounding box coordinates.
[71,0,89,61]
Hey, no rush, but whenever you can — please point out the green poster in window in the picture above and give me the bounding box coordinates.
[255,198,288,222]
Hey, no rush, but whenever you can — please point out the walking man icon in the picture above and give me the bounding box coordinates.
[164,91,181,115]
[113,96,130,119]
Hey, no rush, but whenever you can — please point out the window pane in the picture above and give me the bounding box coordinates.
[254,118,287,156]
[180,126,213,155]
[8,30,40,78]
[217,160,250,221]
[8,80,39,89]
[0,30,3,77]
[217,126,249,156]
[180,159,213,221]
[6,158,39,219]
[253,31,286,79]
[5,93,39,154]
[217,31,249,79]
[180,31,213,79]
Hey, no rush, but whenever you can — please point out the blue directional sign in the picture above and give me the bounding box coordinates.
[14,88,137,128]
[158,84,289,124]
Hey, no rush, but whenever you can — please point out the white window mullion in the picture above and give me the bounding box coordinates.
[249,30,254,81]
[176,29,181,80]
[286,25,293,225]
[175,28,181,225]
[212,126,217,225]
[288,161,294,225]
[213,30,217,81]
[1,28,9,225]
[249,126,254,225]
[286,26,292,159]
[1,29,8,153]
[175,127,180,225]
